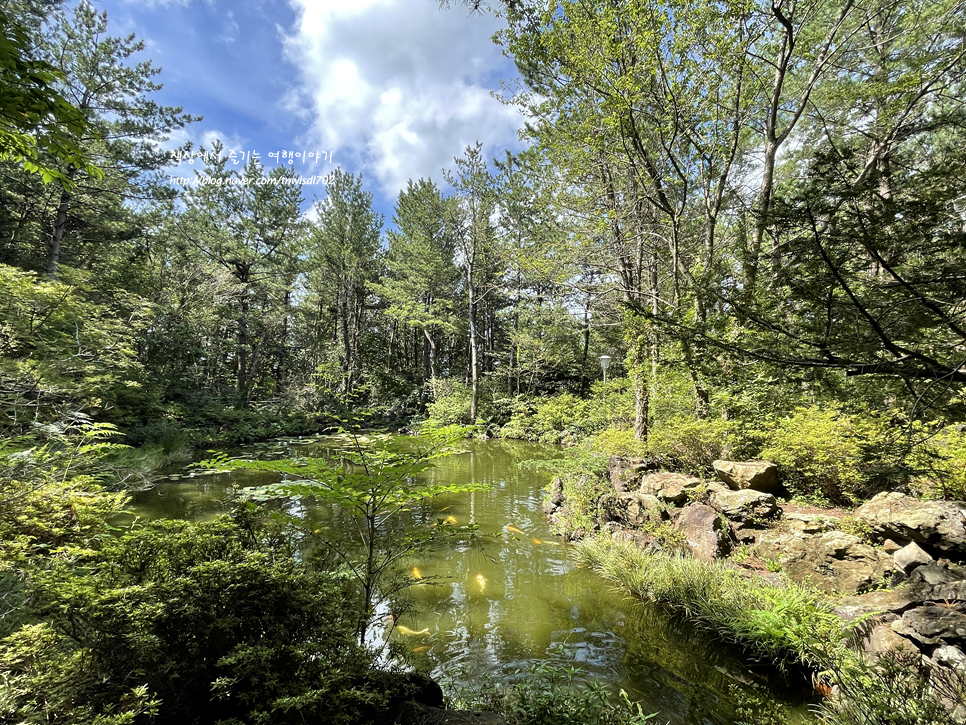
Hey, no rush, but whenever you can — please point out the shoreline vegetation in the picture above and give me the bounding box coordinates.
[3,0,966,722]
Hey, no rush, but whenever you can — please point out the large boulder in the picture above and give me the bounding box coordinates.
[854,492,966,558]
[893,605,966,647]
[608,457,659,493]
[894,542,933,574]
[638,472,704,505]
[710,488,780,524]
[784,513,839,534]
[675,504,732,561]
[599,492,667,529]
[712,460,781,494]
[755,530,892,594]
[543,477,565,515]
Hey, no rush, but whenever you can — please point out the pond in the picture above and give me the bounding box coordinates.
[127,435,815,725]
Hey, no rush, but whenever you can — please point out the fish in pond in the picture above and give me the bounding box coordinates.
[504,525,524,535]
[445,515,458,525]
[412,567,422,580]
[412,645,431,653]
[532,538,542,545]
[439,506,451,511]
[396,625,430,636]
[475,573,486,592]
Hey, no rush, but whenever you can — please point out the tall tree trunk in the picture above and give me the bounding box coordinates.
[236,292,250,406]
[467,249,478,422]
[46,165,76,277]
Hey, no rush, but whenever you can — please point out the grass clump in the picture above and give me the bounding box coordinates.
[573,535,848,671]
[576,536,966,725]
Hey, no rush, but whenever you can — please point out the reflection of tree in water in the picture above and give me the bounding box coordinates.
[131,436,811,725]
[614,600,812,725]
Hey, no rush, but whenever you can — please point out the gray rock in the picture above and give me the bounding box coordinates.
[883,538,904,554]
[893,605,966,646]
[931,580,966,602]
[863,622,919,659]
[855,492,966,557]
[599,493,666,529]
[785,513,838,534]
[835,589,920,620]
[543,477,565,515]
[712,459,781,493]
[638,472,704,504]
[933,645,966,670]
[756,530,892,594]
[894,542,934,573]
[609,457,639,493]
[710,488,779,524]
[675,504,732,561]
[910,562,966,586]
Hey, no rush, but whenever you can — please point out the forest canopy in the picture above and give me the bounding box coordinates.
[0,0,962,449]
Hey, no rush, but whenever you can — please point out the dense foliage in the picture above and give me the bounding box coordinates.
[2,0,966,722]
[1,513,405,725]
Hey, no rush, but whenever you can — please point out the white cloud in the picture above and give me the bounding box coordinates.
[217,10,240,44]
[159,127,251,176]
[281,0,523,197]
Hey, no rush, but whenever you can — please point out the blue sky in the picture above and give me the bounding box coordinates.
[86,0,525,222]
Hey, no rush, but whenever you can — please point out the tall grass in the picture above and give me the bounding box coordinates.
[575,537,966,725]
[573,536,849,671]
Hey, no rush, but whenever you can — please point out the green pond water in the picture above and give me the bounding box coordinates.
[127,435,814,725]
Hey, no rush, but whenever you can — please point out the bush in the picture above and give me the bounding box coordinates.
[498,379,635,443]
[912,425,966,500]
[647,415,737,474]
[523,447,610,538]
[759,406,893,504]
[0,512,402,725]
[585,427,647,458]
[425,378,475,426]
[817,647,964,725]
[0,421,129,565]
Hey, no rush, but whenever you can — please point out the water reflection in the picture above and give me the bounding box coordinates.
[129,436,812,725]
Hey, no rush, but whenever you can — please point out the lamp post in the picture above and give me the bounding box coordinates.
[599,354,611,383]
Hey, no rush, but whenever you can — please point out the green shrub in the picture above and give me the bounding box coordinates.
[524,448,610,537]
[498,379,635,443]
[817,647,963,725]
[0,513,401,725]
[647,415,737,474]
[0,421,130,565]
[426,378,475,426]
[759,406,892,504]
[912,425,966,500]
[531,392,592,442]
[585,427,647,458]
